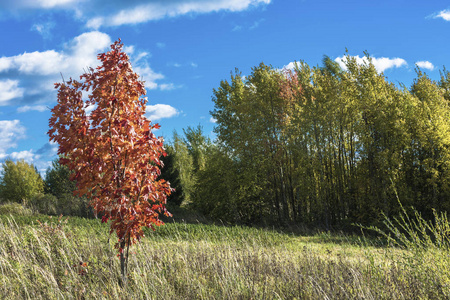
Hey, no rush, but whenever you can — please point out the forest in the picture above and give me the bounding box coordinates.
[162,55,450,229]
[2,54,450,230]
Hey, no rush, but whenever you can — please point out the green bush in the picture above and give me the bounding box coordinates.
[30,193,58,215]
[58,193,91,217]
[0,202,33,216]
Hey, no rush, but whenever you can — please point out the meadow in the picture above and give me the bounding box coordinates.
[0,204,449,299]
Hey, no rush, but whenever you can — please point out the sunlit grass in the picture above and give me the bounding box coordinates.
[0,210,449,299]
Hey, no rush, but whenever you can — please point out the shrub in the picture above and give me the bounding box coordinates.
[0,202,33,216]
[30,193,58,215]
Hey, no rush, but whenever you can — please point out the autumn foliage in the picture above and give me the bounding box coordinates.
[48,40,171,256]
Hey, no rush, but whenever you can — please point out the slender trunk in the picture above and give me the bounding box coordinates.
[119,234,130,287]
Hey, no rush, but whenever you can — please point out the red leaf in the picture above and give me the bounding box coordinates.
[48,39,171,258]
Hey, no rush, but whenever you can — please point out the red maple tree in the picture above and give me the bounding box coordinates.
[48,40,171,283]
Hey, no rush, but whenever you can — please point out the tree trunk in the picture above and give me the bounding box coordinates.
[119,235,130,287]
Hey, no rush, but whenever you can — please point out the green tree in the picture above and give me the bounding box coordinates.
[0,159,44,204]
[211,63,297,224]
[200,56,450,228]
[159,145,184,206]
[45,158,76,198]
[44,159,91,216]
[172,131,194,204]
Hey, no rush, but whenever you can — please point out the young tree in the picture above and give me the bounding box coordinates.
[48,40,171,284]
[0,159,44,204]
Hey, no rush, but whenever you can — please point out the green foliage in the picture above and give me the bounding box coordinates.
[0,202,33,216]
[163,128,209,206]
[0,159,44,205]
[43,159,91,217]
[29,193,58,215]
[159,145,184,206]
[44,158,76,198]
[182,125,210,173]
[200,55,450,227]
[192,145,238,222]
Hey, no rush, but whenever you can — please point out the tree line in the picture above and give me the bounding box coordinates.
[0,158,91,217]
[164,55,450,228]
[2,54,450,229]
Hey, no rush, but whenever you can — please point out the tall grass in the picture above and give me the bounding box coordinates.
[365,203,450,299]
[0,209,449,299]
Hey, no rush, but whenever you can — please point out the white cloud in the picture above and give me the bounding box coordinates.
[145,104,179,121]
[2,0,271,29]
[85,103,96,115]
[0,80,24,105]
[210,117,217,123]
[283,62,300,71]
[334,55,407,73]
[85,0,271,29]
[416,60,435,71]
[0,0,83,10]
[134,65,164,89]
[435,9,450,21]
[35,0,83,9]
[0,50,65,75]
[156,42,166,49]
[0,31,170,105]
[85,17,103,29]
[159,83,177,91]
[0,120,26,158]
[0,31,111,103]
[8,150,39,162]
[17,105,48,113]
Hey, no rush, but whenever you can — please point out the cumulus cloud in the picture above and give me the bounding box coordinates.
[434,9,450,21]
[0,120,26,158]
[334,55,407,73]
[0,150,39,162]
[0,31,170,106]
[0,80,24,105]
[145,104,179,121]
[416,60,435,71]
[0,31,110,105]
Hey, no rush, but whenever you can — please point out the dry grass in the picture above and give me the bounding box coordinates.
[0,212,449,299]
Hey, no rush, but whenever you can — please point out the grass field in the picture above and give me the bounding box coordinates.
[0,206,449,299]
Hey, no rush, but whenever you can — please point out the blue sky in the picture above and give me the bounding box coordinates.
[0,0,449,174]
